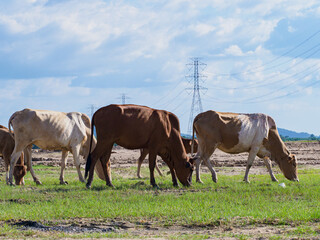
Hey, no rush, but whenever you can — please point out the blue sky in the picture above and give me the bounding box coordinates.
[1,0,320,135]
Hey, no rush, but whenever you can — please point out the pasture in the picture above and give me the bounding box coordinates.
[0,142,320,239]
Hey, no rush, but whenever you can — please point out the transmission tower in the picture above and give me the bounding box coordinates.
[117,93,131,104]
[186,58,207,135]
[88,104,96,119]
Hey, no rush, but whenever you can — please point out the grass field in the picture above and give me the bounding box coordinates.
[0,165,320,239]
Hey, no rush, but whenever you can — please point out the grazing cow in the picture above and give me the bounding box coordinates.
[192,111,298,183]
[8,109,96,185]
[94,137,198,180]
[136,137,198,179]
[0,125,26,185]
[85,104,194,188]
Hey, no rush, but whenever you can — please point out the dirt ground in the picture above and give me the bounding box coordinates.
[22,141,320,176]
[1,141,320,239]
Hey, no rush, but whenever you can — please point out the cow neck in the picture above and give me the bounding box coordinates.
[169,129,188,166]
[267,129,290,164]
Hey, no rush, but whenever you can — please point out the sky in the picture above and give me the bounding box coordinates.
[1,0,320,135]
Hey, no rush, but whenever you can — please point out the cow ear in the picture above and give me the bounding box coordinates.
[289,154,296,163]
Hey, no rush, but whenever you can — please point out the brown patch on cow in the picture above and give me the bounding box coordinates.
[193,111,242,151]
[182,137,198,154]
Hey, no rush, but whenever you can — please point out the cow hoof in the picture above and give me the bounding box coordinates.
[152,184,160,189]
[86,183,91,189]
[243,179,250,183]
[196,179,203,184]
[271,178,278,182]
[60,181,68,185]
[212,177,218,183]
[35,180,42,185]
[173,182,179,187]
[107,183,115,188]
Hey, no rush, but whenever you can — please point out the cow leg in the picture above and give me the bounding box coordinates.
[195,143,217,183]
[71,145,85,183]
[137,149,148,178]
[59,150,69,185]
[86,143,113,189]
[202,157,218,183]
[8,151,21,185]
[148,151,158,188]
[25,146,42,185]
[169,166,178,187]
[194,155,203,183]
[155,160,163,177]
[100,152,114,187]
[243,147,259,183]
[263,157,278,182]
[5,161,9,185]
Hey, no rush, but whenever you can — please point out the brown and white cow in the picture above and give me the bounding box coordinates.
[192,111,298,183]
[0,125,26,185]
[85,104,194,188]
[8,109,96,185]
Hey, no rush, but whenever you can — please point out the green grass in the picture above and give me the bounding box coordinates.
[1,165,320,239]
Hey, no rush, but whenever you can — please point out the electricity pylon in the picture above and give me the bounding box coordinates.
[186,58,207,135]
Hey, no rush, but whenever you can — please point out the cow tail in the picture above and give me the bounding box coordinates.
[8,112,17,138]
[85,113,95,179]
[191,120,195,156]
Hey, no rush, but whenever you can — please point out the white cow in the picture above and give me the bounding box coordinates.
[192,111,298,183]
[8,109,96,185]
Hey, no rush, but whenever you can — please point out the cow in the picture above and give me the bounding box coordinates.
[94,137,198,180]
[136,137,198,179]
[192,111,298,183]
[85,104,194,188]
[8,109,96,185]
[0,125,26,185]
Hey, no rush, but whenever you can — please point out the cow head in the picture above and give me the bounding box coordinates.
[13,164,27,185]
[174,156,194,187]
[264,128,299,182]
[175,157,193,187]
[277,154,298,182]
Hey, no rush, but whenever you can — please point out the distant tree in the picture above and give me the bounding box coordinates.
[309,134,317,141]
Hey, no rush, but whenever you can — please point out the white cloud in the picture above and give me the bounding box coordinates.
[1,0,320,134]
[189,23,215,36]
[288,25,296,33]
[224,45,244,56]
[216,17,240,37]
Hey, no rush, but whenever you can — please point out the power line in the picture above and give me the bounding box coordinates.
[209,28,320,77]
[209,61,320,91]
[203,65,320,105]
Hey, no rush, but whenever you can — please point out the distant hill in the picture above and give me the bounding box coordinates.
[278,128,312,139]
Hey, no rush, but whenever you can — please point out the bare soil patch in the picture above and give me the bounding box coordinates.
[4,218,320,239]
[5,141,318,169]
